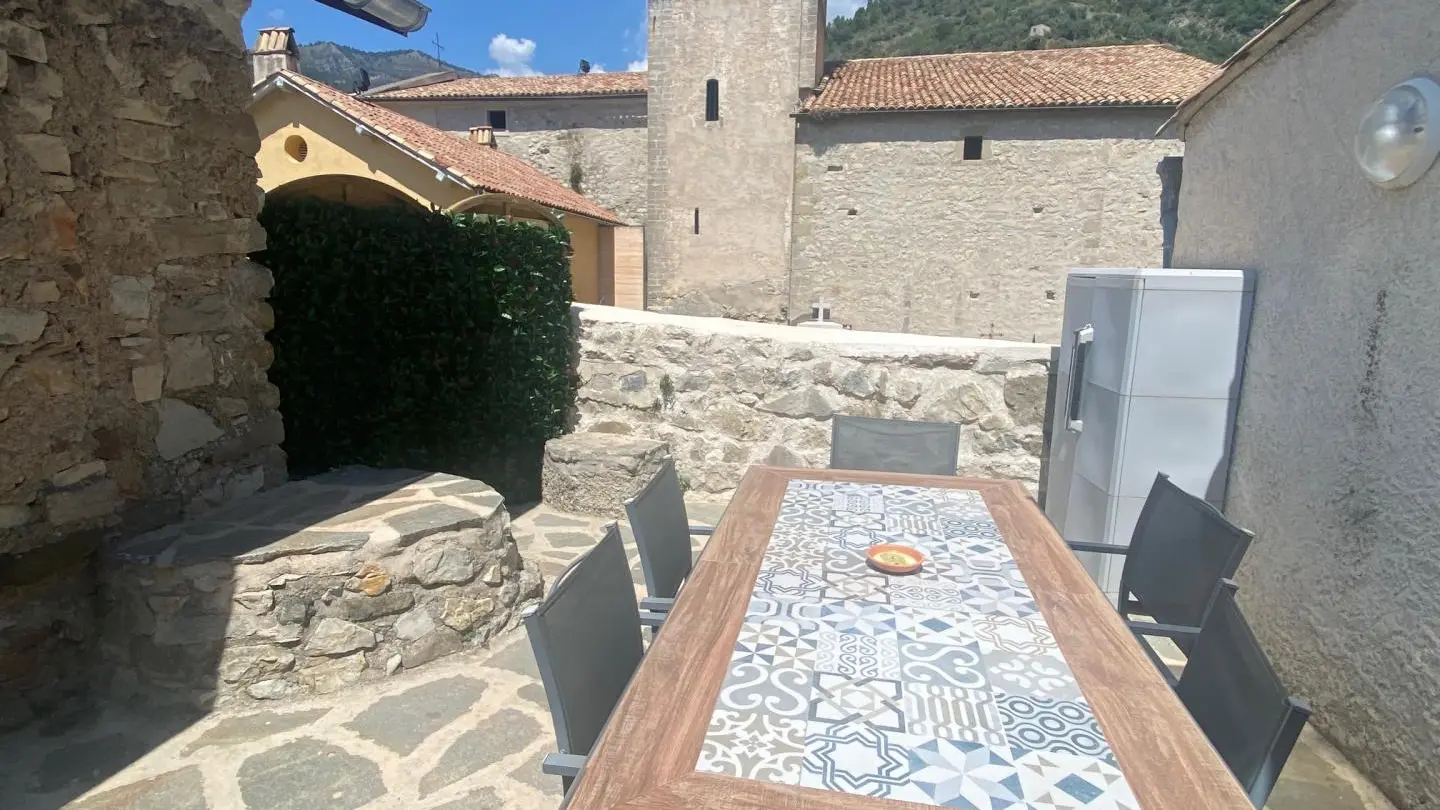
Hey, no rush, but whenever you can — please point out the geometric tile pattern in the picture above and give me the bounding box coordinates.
[695,480,1139,809]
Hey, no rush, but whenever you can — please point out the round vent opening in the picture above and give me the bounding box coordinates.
[284,135,309,163]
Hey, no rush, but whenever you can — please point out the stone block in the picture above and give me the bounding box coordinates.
[541,433,671,517]
[154,218,265,259]
[116,121,174,163]
[305,618,375,657]
[0,21,46,63]
[132,365,164,402]
[108,276,153,320]
[0,308,47,345]
[164,335,214,390]
[26,280,60,303]
[298,653,366,694]
[52,461,106,487]
[45,479,121,525]
[154,398,223,460]
[159,294,229,334]
[16,134,69,174]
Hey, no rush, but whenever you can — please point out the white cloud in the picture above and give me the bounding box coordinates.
[488,33,540,76]
[266,7,286,22]
[828,0,868,21]
[588,63,608,73]
[623,12,647,72]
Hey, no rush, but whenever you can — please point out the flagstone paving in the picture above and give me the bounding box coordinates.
[0,497,1395,810]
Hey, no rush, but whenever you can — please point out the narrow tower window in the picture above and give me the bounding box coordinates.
[963,135,984,160]
[705,79,720,122]
[693,208,701,234]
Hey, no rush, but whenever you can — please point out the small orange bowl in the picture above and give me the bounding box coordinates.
[866,544,925,575]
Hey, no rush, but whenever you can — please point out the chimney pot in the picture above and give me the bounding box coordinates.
[469,125,496,147]
[252,27,299,86]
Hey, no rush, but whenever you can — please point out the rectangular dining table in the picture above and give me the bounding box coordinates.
[561,466,1252,810]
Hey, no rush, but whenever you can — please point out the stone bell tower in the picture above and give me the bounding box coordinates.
[644,0,827,320]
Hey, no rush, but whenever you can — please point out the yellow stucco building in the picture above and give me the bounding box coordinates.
[247,29,630,305]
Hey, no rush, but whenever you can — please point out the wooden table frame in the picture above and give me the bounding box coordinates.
[563,466,1250,810]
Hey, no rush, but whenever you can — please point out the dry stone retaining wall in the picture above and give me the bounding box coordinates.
[571,306,1054,495]
[99,468,542,707]
[0,0,281,726]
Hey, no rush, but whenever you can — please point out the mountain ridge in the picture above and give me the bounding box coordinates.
[296,41,485,91]
[292,0,1291,92]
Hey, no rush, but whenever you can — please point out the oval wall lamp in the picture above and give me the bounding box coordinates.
[1354,76,1440,189]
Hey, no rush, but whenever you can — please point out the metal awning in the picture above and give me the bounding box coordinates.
[312,0,431,35]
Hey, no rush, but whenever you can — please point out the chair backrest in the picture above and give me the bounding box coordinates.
[625,459,693,600]
[1121,473,1253,638]
[829,415,961,476]
[1177,586,1310,808]
[524,523,645,758]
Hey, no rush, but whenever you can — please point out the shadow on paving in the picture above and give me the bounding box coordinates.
[0,466,507,810]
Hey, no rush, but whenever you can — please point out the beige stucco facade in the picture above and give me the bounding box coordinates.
[792,108,1179,342]
[250,89,612,304]
[373,96,649,225]
[1171,0,1440,806]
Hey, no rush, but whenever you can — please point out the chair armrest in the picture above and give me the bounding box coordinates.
[640,596,676,613]
[1127,619,1201,639]
[1066,541,1131,556]
[542,753,587,777]
[689,524,715,536]
[639,610,667,628]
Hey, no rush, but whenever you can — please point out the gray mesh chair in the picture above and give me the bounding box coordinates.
[1177,585,1311,808]
[829,415,961,475]
[1068,472,1253,660]
[524,524,660,793]
[625,459,714,615]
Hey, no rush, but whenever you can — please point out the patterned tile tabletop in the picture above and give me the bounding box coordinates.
[694,480,1139,809]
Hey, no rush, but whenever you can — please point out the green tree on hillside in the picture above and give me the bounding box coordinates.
[826,0,1290,63]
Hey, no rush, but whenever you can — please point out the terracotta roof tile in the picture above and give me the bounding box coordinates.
[366,71,647,100]
[806,45,1217,114]
[275,71,625,225]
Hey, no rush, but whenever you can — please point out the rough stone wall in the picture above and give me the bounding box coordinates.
[644,0,815,321]
[1172,1,1440,806]
[0,0,281,725]
[373,96,648,224]
[571,305,1052,495]
[791,108,1180,342]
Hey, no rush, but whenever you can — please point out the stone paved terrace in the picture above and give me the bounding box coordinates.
[0,498,1397,810]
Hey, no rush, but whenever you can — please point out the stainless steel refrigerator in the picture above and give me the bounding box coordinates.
[1043,268,1254,597]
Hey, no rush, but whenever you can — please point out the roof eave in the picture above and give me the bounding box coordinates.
[254,74,626,226]
[255,72,477,193]
[1165,0,1338,139]
[798,101,1181,118]
[372,91,647,103]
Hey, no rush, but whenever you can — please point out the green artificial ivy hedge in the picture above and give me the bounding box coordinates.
[254,198,576,500]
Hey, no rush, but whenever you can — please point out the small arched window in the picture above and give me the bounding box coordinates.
[704,78,719,122]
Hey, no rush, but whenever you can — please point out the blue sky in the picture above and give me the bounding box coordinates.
[243,0,869,76]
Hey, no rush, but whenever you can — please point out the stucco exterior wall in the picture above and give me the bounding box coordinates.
[251,92,611,304]
[792,109,1179,342]
[0,0,283,724]
[373,96,648,224]
[568,216,601,305]
[643,0,818,321]
[1171,0,1440,805]
[253,90,470,208]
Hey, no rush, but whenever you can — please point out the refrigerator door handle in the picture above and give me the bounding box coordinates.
[1065,324,1094,433]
